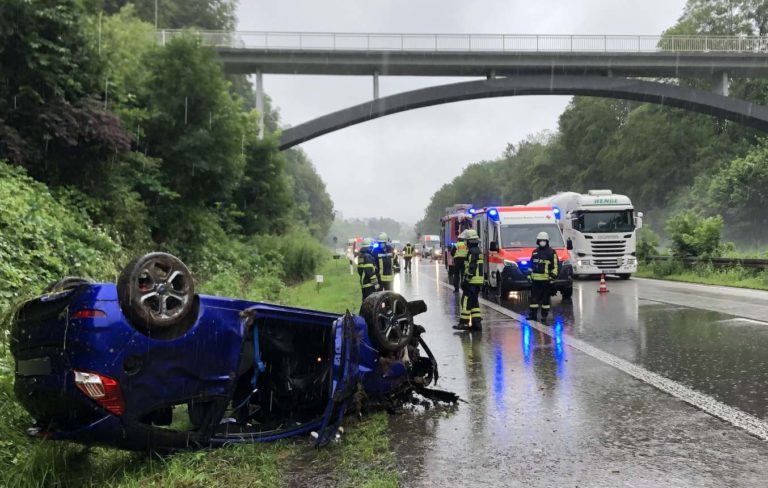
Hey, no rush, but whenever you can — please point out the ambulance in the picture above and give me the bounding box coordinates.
[472,206,574,300]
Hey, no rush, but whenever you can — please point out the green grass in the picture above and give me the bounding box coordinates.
[0,257,398,488]
[636,262,768,291]
[281,256,361,313]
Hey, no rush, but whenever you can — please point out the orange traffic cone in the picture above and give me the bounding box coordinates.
[597,273,609,293]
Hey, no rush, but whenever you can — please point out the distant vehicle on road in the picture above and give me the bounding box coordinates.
[472,206,573,300]
[528,190,642,279]
[420,235,441,260]
[11,253,450,451]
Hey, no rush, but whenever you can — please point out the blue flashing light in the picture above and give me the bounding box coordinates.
[468,208,477,215]
[488,208,499,221]
[552,206,561,218]
[520,260,529,266]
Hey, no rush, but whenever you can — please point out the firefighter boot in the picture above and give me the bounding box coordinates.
[527,308,538,321]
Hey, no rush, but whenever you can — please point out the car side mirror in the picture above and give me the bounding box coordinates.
[566,238,574,250]
[407,300,428,317]
[489,241,499,252]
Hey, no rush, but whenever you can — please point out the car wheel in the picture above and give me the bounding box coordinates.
[360,291,415,353]
[43,276,93,293]
[117,253,197,338]
[561,287,573,300]
[619,274,631,280]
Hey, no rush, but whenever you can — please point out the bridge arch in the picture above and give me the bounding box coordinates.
[278,75,768,150]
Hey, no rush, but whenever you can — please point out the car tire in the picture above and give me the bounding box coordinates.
[619,274,631,280]
[360,291,415,353]
[43,276,93,293]
[117,253,198,339]
[561,287,573,300]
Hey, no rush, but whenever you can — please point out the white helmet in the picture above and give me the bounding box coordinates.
[458,230,468,240]
[536,232,550,241]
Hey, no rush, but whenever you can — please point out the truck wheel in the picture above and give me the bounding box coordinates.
[561,287,573,300]
[117,253,198,339]
[619,274,631,280]
[360,291,414,353]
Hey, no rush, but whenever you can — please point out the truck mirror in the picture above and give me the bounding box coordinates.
[489,241,499,252]
[566,238,574,251]
[635,212,644,229]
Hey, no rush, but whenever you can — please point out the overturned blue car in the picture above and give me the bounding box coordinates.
[10,253,452,450]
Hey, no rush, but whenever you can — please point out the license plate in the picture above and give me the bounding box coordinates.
[16,357,52,376]
[602,269,618,273]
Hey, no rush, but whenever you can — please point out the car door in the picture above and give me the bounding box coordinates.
[314,311,361,447]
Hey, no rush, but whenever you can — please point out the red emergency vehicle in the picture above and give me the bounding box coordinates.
[440,204,475,280]
[472,206,574,300]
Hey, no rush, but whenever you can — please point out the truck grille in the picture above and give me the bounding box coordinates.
[591,240,627,269]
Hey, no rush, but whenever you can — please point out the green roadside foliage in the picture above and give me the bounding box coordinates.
[636,263,768,292]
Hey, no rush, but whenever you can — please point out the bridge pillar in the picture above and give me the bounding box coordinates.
[373,70,380,99]
[256,69,265,139]
[713,71,730,97]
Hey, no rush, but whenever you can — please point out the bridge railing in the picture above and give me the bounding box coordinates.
[156,30,768,53]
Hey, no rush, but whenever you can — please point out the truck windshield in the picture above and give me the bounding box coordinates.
[500,224,565,248]
[576,210,635,233]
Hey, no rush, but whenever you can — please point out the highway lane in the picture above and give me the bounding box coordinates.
[387,260,768,487]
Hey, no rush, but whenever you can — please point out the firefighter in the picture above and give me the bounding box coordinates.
[452,230,469,293]
[357,238,380,299]
[374,232,395,291]
[403,242,415,273]
[527,231,558,321]
[453,229,483,331]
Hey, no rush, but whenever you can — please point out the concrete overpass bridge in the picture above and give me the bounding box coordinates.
[158,30,768,148]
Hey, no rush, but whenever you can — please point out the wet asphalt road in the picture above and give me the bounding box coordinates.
[388,260,768,487]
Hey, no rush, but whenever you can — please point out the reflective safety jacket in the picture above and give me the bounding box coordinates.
[357,248,379,290]
[530,246,558,282]
[464,243,484,285]
[454,241,468,259]
[374,244,395,282]
[403,244,414,258]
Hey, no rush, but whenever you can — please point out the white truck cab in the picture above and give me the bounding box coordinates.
[528,190,642,279]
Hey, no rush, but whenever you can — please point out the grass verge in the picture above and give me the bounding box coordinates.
[0,257,398,488]
[636,262,768,291]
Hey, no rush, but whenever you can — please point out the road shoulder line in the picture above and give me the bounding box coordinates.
[428,274,768,441]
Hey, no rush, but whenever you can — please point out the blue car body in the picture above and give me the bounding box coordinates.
[11,283,418,450]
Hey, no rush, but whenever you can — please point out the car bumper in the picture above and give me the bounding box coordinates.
[499,264,573,291]
[573,261,637,275]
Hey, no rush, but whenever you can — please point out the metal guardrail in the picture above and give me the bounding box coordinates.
[647,256,768,270]
[156,30,768,54]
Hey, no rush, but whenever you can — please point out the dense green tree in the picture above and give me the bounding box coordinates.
[101,0,237,30]
[0,0,131,180]
[284,148,335,240]
[143,35,246,204]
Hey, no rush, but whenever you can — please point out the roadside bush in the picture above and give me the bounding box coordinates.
[645,258,686,277]
[256,231,330,284]
[0,161,126,315]
[636,227,661,262]
[665,211,727,258]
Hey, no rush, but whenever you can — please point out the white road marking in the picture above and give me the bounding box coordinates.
[426,273,768,441]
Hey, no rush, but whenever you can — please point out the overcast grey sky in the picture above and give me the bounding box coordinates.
[236,0,687,223]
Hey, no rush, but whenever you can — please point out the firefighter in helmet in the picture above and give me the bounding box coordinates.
[453,229,483,331]
[451,230,469,293]
[403,242,415,273]
[527,231,558,321]
[373,232,395,291]
[357,238,380,299]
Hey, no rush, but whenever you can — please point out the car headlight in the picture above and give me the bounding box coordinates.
[503,259,518,268]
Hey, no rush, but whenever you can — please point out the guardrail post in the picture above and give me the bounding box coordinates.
[162,29,166,46]
[570,34,573,52]
[299,33,302,49]
[468,34,472,51]
[333,32,336,50]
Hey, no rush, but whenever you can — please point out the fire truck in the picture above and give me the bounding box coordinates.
[440,204,475,279]
[472,206,573,300]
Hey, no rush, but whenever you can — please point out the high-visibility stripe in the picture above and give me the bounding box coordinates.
[529,304,540,309]
[542,305,551,309]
